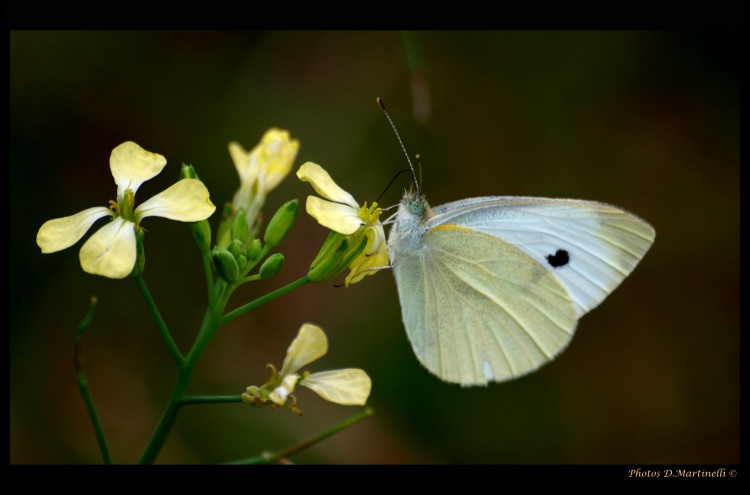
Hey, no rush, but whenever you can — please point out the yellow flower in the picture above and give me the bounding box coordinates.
[36,142,216,279]
[221,128,299,245]
[243,323,371,413]
[297,162,389,286]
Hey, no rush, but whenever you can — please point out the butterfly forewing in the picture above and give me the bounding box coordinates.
[427,197,656,317]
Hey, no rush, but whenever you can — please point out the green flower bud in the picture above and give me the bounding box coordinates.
[231,210,249,243]
[246,238,262,263]
[237,254,247,271]
[212,248,239,283]
[264,199,298,248]
[190,219,212,253]
[259,253,284,279]
[228,239,243,260]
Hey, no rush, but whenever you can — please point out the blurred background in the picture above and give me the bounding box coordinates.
[10,31,738,464]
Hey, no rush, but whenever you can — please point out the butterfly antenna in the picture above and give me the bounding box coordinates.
[415,153,423,192]
[376,168,412,204]
[377,97,420,196]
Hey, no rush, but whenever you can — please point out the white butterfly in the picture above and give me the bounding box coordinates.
[388,190,655,386]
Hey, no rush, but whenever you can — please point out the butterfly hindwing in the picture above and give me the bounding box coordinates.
[393,224,577,385]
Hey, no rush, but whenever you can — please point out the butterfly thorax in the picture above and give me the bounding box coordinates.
[389,192,433,256]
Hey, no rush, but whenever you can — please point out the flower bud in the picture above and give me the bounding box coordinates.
[212,247,239,283]
[190,219,212,253]
[231,210,249,243]
[264,199,298,248]
[228,239,243,260]
[237,254,248,271]
[246,238,262,263]
[259,253,284,279]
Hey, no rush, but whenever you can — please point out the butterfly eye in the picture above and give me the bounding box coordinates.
[408,198,424,216]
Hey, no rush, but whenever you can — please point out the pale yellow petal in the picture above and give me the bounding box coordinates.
[297,162,358,209]
[36,207,113,253]
[280,324,328,377]
[306,196,363,235]
[79,217,136,279]
[301,369,372,406]
[257,129,299,193]
[346,248,390,286]
[228,141,258,184]
[110,141,167,200]
[365,223,386,254]
[135,179,216,223]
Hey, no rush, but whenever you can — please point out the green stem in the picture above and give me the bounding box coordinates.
[200,249,216,307]
[222,276,310,326]
[134,274,184,366]
[74,296,113,464]
[138,298,226,464]
[239,274,261,284]
[139,274,311,464]
[177,395,243,406]
[228,407,374,464]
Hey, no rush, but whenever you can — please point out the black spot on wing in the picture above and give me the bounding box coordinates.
[546,249,570,269]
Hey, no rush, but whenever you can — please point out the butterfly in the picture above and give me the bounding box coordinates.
[388,190,655,386]
[375,98,655,386]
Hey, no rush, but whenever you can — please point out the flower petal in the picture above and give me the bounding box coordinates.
[300,369,372,406]
[37,207,113,253]
[110,141,167,201]
[297,162,358,209]
[256,128,299,193]
[280,324,328,377]
[345,223,389,285]
[306,196,363,235]
[79,217,136,279]
[228,141,258,184]
[135,179,216,223]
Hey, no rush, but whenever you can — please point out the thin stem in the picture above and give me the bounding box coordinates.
[134,274,184,366]
[239,274,261,284]
[138,305,223,464]
[74,296,113,464]
[138,372,189,464]
[221,276,310,326]
[139,286,233,464]
[139,273,309,464]
[227,407,374,464]
[177,395,243,406]
[200,249,216,307]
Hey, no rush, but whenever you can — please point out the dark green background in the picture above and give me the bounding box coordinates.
[10,31,739,464]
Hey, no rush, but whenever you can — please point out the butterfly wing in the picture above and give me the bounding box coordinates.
[428,197,656,318]
[393,224,578,385]
[391,196,655,385]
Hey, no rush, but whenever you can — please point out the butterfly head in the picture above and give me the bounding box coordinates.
[403,190,432,220]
